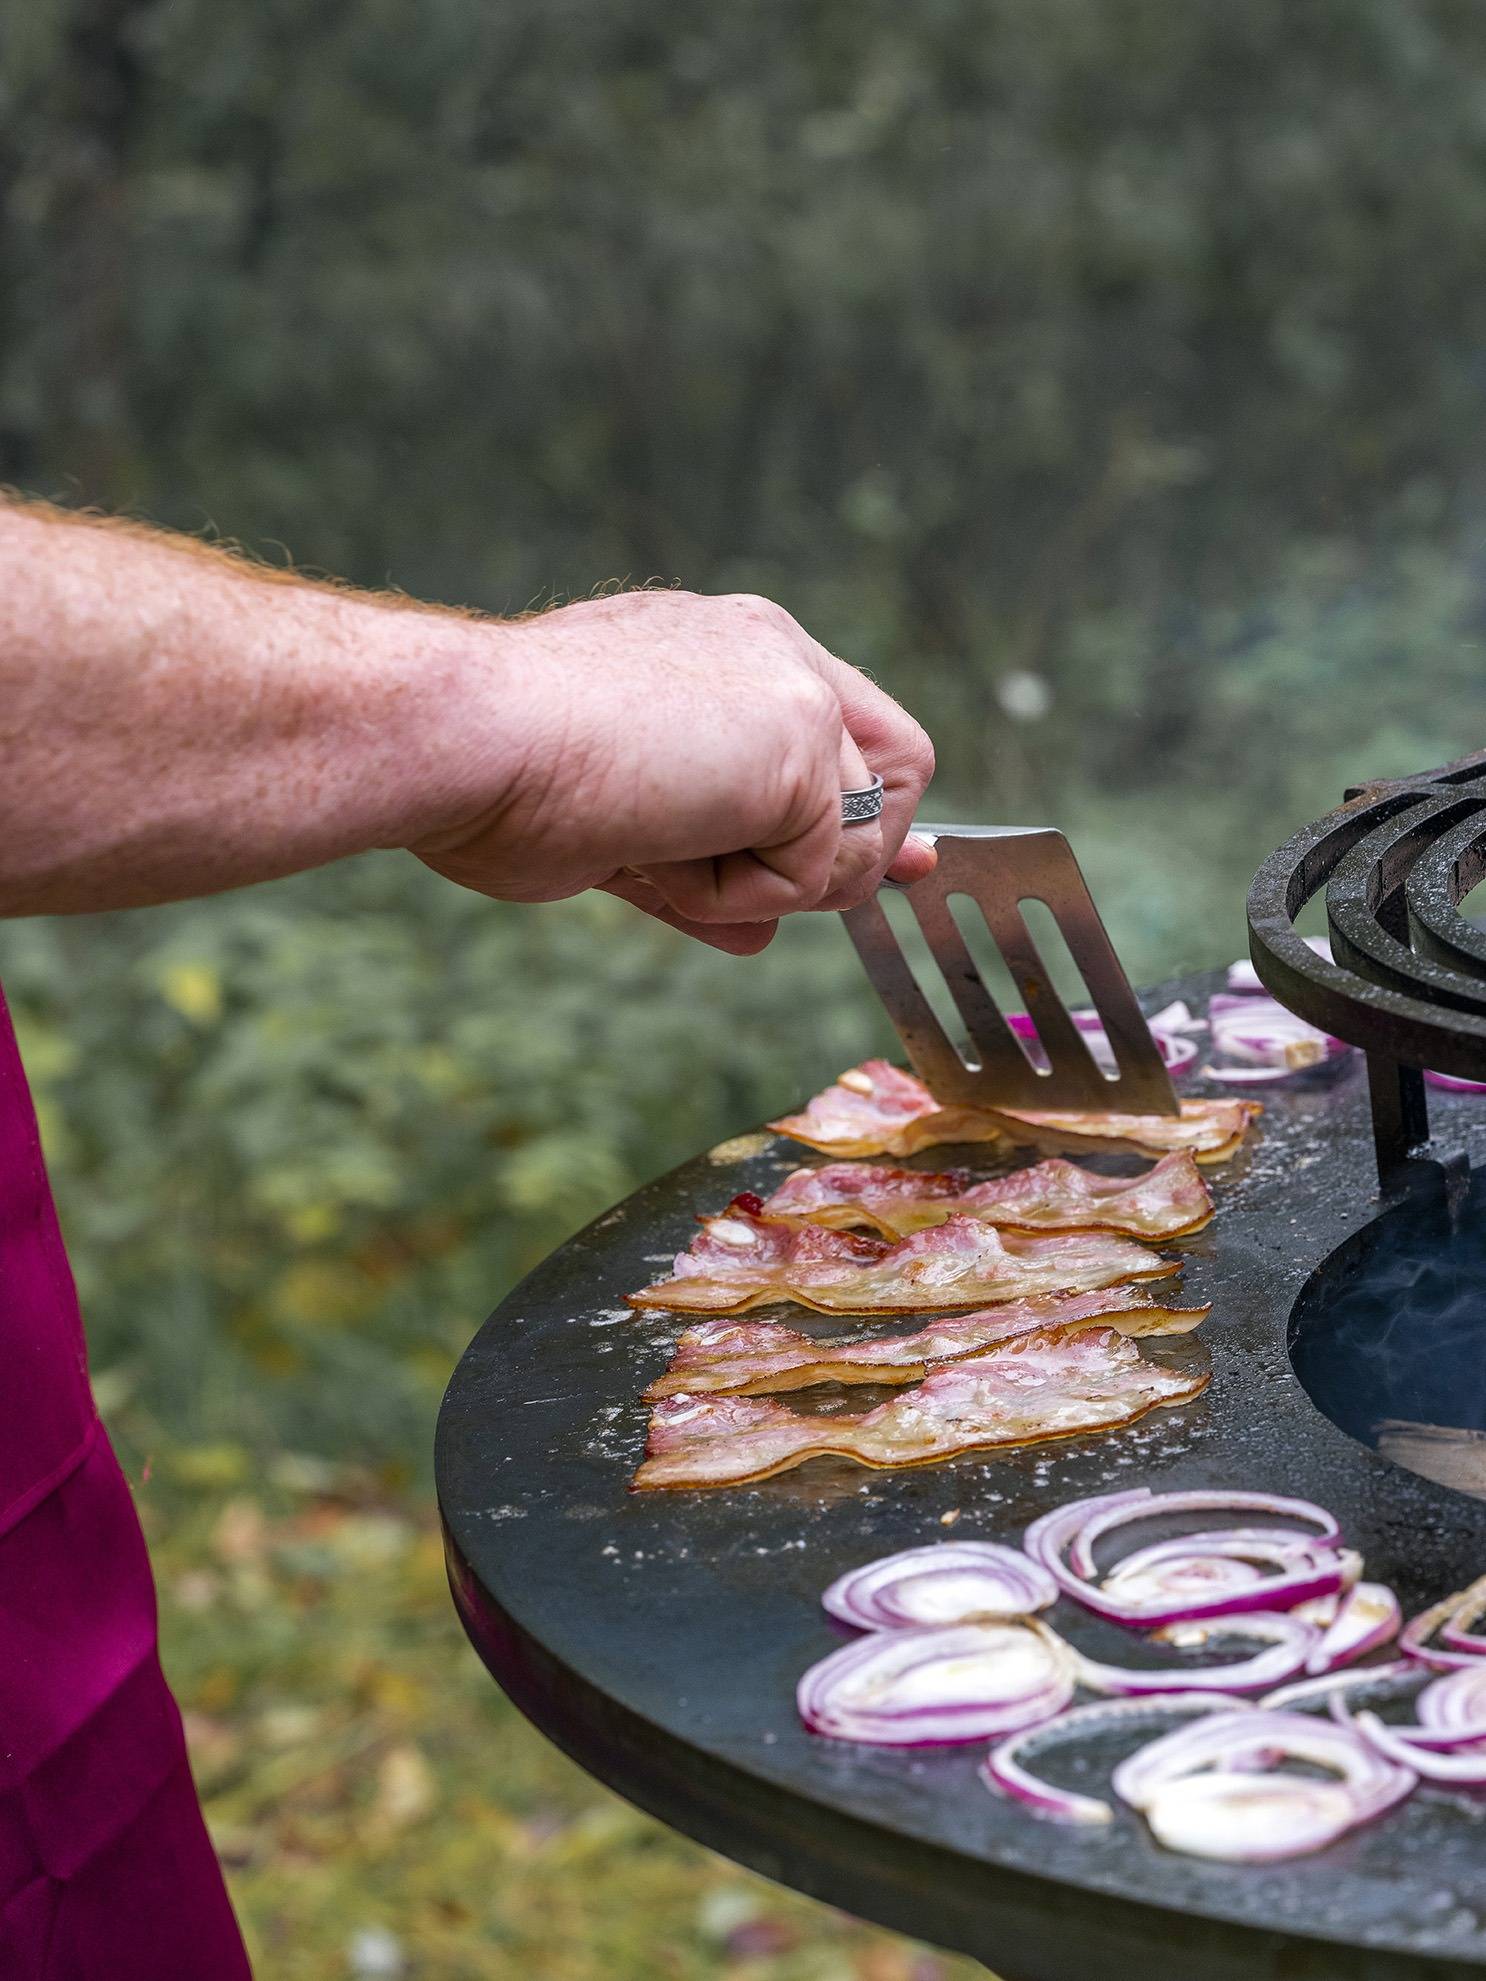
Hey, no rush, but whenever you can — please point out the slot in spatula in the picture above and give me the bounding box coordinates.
[841,825,1180,1116]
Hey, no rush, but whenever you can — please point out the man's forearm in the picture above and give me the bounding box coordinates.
[0,499,503,914]
[0,497,934,941]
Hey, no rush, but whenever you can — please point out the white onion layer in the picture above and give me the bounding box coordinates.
[821,1542,1057,1633]
[1113,1710,1415,1862]
[797,1620,1075,1746]
[983,1693,1245,1826]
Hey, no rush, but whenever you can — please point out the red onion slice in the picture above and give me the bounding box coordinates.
[797,1619,1076,1746]
[1261,1658,1417,1713]
[983,1694,1247,1827]
[1303,1581,1401,1674]
[1063,1492,1342,1581]
[1141,1771,1393,1860]
[1333,1667,1486,1771]
[1100,1550,1265,1610]
[1227,939,1332,996]
[1005,1007,1201,1076]
[821,1543,1057,1632]
[1202,993,1349,1087]
[1113,1709,1415,1861]
[1418,1666,1486,1739]
[1347,1708,1486,1783]
[1025,1489,1344,1628]
[1076,1612,1318,1698]
[1106,1525,1318,1578]
[1401,1574,1486,1671]
[1439,1589,1486,1657]
[1102,1531,1349,1618]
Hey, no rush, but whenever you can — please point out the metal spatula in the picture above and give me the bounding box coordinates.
[841,825,1180,1116]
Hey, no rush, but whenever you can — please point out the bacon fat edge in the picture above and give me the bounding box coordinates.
[768,1060,1259,1164]
[626,1209,1179,1317]
[631,1326,1211,1489]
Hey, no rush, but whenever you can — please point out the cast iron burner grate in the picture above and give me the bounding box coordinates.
[1248,746,1486,1186]
[1250,749,1486,1505]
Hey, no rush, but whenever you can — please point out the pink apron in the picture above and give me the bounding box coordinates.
[0,983,251,1977]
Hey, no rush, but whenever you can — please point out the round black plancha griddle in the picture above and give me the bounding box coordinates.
[435,969,1486,1981]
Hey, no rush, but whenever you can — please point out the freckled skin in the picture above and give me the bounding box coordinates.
[0,500,935,944]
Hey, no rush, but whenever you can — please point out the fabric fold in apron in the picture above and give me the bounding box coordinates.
[0,981,251,1978]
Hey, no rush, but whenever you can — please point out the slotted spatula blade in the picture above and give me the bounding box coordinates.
[841,825,1180,1116]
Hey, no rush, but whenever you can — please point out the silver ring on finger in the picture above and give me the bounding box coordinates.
[840,774,885,826]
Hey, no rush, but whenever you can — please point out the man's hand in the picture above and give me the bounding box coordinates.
[411,590,935,953]
[0,500,933,938]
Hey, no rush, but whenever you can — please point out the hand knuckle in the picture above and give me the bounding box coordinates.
[787,671,838,727]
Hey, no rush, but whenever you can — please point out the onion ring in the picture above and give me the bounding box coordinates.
[1335,1667,1486,1773]
[1302,1580,1401,1674]
[1113,1710,1415,1861]
[1076,1612,1318,1698]
[1346,1706,1486,1783]
[1261,1658,1417,1713]
[1006,1008,1201,1078]
[1418,1666,1486,1741]
[821,1543,1057,1632]
[1202,989,1349,1087]
[797,1619,1076,1746]
[983,1694,1246,1826]
[1401,1575,1486,1672]
[1024,1489,1344,1628]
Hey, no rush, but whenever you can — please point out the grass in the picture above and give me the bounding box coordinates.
[135,1443,987,1981]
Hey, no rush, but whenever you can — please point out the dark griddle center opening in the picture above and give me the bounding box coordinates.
[1289,1166,1486,1503]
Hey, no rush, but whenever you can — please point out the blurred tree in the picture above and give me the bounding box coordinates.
[2,0,1486,1460]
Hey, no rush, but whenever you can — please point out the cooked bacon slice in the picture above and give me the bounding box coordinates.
[757,1151,1213,1241]
[626,1209,1177,1317]
[769,1059,1258,1163]
[769,1059,989,1158]
[642,1284,1210,1399]
[631,1326,1210,1489]
[985,1099,1258,1162]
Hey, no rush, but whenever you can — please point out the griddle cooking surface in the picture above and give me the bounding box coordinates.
[435,971,1486,1981]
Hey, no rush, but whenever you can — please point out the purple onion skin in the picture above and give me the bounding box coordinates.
[1425,1071,1486,1093]
[1041,1562,1346,1634]
[796,1623,1075,1748]
[799,1691,1069,1749]
[983,1694,1244,1827]
[804,1486,1475,1856]
[821,1544,1056,1635]
[983,1752,1110,1825]
[1350,1711,1486,1784]
[1028,1490,1345,1630]
[1059,1490,1342,1581]
[1307,1585,1401,1675]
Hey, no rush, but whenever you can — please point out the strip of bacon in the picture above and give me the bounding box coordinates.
[626,1209,1177,1317]
[642,1284,1210,1399]
[631,1326,1210,1489]
[769,1059,1258,1163]
[984,1099,1258,1162]
[756,1151,1213,1241]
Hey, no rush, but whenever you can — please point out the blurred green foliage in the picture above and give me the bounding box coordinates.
[146,1459,976,1979]
[3,876,892,1474]
[3,0,1485,1464]
[6,0,1486,1968]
